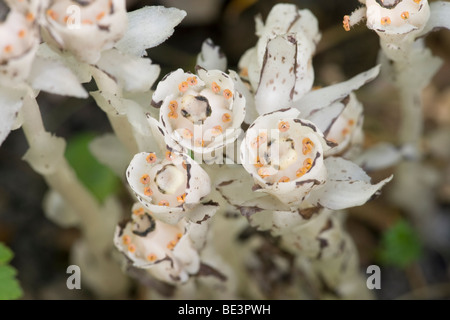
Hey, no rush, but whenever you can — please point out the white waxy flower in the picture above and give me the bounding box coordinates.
[126,150,212,224]
[343,1,442,61]
[0,0,40,86]
[240,108,334,207]
[240,108,393,209]
[42,0,127,64]
[114,203,200,284]
[152,67,245,157]
[365,0,430,60]
[238,3,321,114]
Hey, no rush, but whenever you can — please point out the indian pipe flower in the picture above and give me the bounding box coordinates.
[151,67,245,158]
[41,0,127,64]
[126,150,212,224]
[343,0,432,60]
[114,203,200,284]
[240,108,393,209]
[240,108,333,207]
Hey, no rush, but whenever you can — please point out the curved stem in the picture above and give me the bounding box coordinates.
[21,92,102,245]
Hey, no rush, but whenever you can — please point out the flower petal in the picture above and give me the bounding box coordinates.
[254,35,298,115]
[0,86,26,146]
[27,53,88,98]
[294,65,380,117]
[95,48,161,92]
[307,157,393,210]
[419,1,450,36]
[196,38,227,72]
[115,6,187,57]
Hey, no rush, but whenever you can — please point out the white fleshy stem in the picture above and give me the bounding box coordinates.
[398,86,422,158]
[21,92,103,249]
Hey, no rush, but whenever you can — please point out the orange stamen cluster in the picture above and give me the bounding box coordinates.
[278,176,290,183]
[302,138,314,155]
[222,113,231,123]
[343,15,350,31]
[133,207,145,216]
[165,151,174,161]
[140,174,150,184]
[278,121,290,132]
[166,233,182,250]
[178,81,189,92]
[211,125,223,135]
[144,186,153,197]
[254,156,264,168]
[381,17,391,25]
[296,158,313,178]
[146,153,157,163]
[147,254,157,262]
[223,89,233,99]
[401,11,409,20]
[187,76,198,86]
[177,193,186,203]
[158,200,169,206]
[211,82,221,93]
[169,100,178,111]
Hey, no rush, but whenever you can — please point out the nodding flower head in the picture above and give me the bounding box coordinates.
[0,0,40,85]
[365,0,430,34]
[152,67,245,157]
[114,203,200,284]
[126,150,211,224]
[240,108,336,207]
[42,0,127,64]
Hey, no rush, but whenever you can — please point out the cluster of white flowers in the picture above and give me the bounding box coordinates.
[2,0,416,299]
[109,4,394,293]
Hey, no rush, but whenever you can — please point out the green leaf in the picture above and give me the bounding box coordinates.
[0,243,13,264]
[0,243,23,300]
[376,219,423,268]
[65,132,121,203]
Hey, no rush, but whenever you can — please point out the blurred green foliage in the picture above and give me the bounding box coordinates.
[0,243,23,300]
[377,219,423,269]
[65,133,121,203]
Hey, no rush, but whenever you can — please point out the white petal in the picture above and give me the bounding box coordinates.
[308,157,393,210]
[96,48,160,92]
[0,86,26,146]
[115,6,187,57]
[128,107,167,156]
[27,54,88,98]
[294,65,380,116]
[353,142,403,172]
[419,1,450,36]
[306,101,345,137]
[229,70,258,125]
[37,43,92,84]
[255,35,297,115]
[90,90,126,115]
[196,38,227,72]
